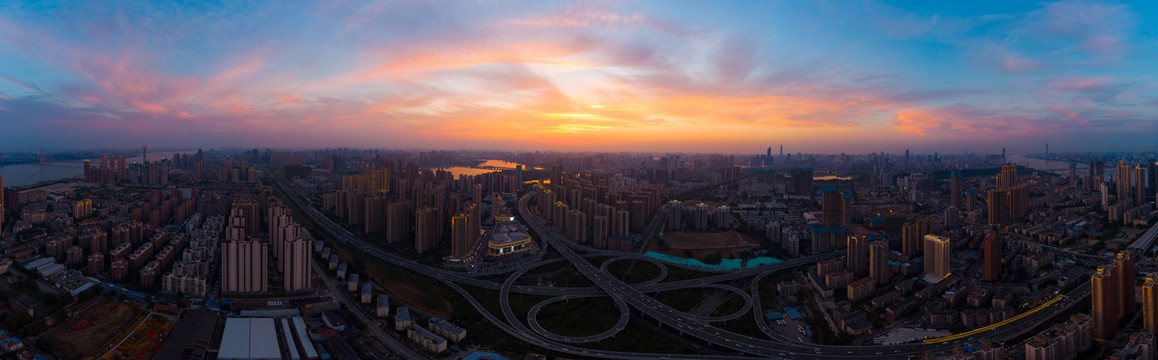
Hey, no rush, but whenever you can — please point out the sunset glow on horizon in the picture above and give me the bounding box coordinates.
[1,1,1156,154]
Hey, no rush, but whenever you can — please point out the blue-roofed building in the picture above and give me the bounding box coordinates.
[376,294,390,317]
[394,307,412,331]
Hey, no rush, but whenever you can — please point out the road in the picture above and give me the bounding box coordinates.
[265,169,1091,360]
[312,258,426,360]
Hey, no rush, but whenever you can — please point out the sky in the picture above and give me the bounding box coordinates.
[0,0,1156,155]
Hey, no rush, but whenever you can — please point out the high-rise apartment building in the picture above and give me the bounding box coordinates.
[822,187,844,227]
[923,235,950,280]
[1092,264,1120,339]
[1090,160,1105,191]
[847,235,867,276]
[1143,277,1158,336]
[282,225,312,292]
[984,232,1001,282]
[1136,166,1145,206]
[593,215,609,250]
[221,206,268,295]
[1117,161,1132,205]
[450,204,479,259]
[869,240,888,285]
[386,201,409,244]
[1114,252,1136,319]
[415,207,437,254]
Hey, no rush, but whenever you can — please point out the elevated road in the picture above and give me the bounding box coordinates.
[267,169,1094,360]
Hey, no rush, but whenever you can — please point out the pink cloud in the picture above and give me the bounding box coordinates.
[1050,76,1111,91]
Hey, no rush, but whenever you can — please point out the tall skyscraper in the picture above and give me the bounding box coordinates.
[221,206,268,295]
[868,240,888,285]
[1114,252,1136,319]
[1092,264,1120,339]
[983,232,1001,282]
[846,235,867,276]
[1143,277,1158,336]
[923,235,950,280]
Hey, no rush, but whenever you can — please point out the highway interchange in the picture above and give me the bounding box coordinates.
[265,170,1091,359]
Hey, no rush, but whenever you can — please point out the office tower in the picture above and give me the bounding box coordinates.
[1115,252,1136,319]
[950,171,963,209]
[1092,265,1120,339]
[415,207,437,254]
[1143,277,1158,336]
[386,201,408,244]
[869,240,888,285]
[983,232,1001,282]
[593,215,609,250]
[0,175,4,232]
[1136,166,1145,205]
[1116,161,1132,204]
[822,187,843,227]
[221,206,268,295]
[923,235,950,280]
[847,235,867,276]
[282,226,312,292]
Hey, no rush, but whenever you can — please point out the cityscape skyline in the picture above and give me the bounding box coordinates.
[2,1,1157,153]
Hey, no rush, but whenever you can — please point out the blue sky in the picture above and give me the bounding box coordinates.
[0,0,1155,154]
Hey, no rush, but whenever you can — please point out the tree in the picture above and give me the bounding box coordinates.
[703,251,722,265]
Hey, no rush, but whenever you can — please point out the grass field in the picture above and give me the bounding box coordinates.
[41,298,144,359]
[537,297,620,337]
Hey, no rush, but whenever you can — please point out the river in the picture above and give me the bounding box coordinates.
[434,159,524,178]
[0,151,196,188]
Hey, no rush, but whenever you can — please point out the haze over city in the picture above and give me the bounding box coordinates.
[1,1,1157,153]
[3,2,1158,360]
